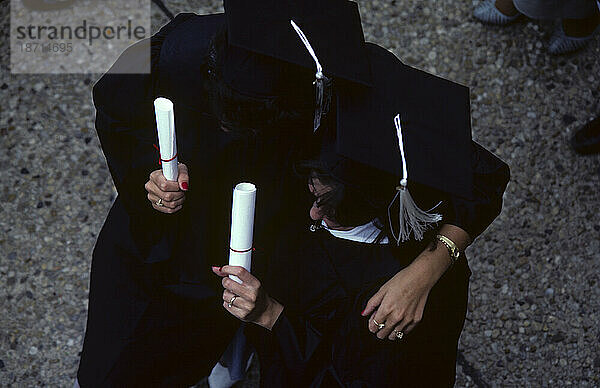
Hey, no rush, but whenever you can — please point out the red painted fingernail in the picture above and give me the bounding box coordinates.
[212,266,220,271]
[361,309,367,316]
[181,182,189,191]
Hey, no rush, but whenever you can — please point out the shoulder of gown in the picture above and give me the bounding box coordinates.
[446,141,510,239]
[92,12,223,123]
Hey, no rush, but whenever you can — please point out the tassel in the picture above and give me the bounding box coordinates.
[290,20,331,132]
[388,114,442,244]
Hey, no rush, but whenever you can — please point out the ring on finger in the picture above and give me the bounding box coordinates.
[393,330,404,339]
[372,318,385,331]
[155,197,164,207]
[228,295,237,308]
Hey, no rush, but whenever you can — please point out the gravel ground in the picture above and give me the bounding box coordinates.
[1,0,599,386]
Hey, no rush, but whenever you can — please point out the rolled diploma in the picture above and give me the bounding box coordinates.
[228,183,257,283]
[153,97,178,181]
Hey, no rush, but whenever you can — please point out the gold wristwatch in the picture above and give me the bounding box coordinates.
[436,234,460,265]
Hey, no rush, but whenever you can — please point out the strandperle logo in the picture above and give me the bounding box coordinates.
[15,19,147,46]
[10,0,151,74]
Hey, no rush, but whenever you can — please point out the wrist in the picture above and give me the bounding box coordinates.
[438,224,471,251]
[255,297,284,330]
[436,234,460,266]
[411,243,452,288]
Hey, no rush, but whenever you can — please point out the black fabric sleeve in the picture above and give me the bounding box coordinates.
[93,13,196,217]
[244,236,351,387]
[245,296,348,387]
[445,141,510,239]
[245,311,323,386]
[92,14,196,262]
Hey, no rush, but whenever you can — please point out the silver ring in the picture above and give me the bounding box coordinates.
[155,198,163,207]
[372,318,385,331]
[228,295,237,308]
[393,330,404,339]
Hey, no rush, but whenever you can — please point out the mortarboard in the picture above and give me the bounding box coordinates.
[323,43,475,243]
[223,0,372,131]
[223,1,476,242]
[336,43,473,200]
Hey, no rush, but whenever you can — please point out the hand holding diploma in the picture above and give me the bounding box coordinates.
[145,97,189,214]
[145,164,189,213]
[213,265,284,331]
[214,182,282,328]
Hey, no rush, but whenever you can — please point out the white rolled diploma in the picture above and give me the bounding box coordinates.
[153,97,178,181]
[228,183,257,283]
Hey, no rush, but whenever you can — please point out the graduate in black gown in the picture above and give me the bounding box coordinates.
[77,1,509,386]
[212,40,510,387]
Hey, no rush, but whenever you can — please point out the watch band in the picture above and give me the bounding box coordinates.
[436,234,460,265]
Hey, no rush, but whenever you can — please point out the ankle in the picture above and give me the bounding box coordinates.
[494,0,519,16]
[562,12,600,37]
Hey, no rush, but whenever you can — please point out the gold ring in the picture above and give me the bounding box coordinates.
[393,330,404,339]
[155,198,163,207]
[228,295,237,308]
[372,318,385,330]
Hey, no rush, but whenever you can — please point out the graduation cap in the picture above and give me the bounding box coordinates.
[322,43,474,243]
[223,0,371,131]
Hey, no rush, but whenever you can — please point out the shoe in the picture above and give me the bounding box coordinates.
[548,23,600,55]
[474,1,520,25]
[571,116,600,155]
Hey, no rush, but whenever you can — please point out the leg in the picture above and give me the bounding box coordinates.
[549,0,600,54]
[495,0,519,16]
[561,9,600,37]
[571,116,600,155]
[474,0,521,25]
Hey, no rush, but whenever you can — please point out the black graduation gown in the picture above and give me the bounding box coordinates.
[78,13,311,386]
[246,227,471,388]
[77,12,509,387]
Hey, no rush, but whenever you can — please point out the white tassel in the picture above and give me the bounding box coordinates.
[290,20,331,132]
[388,114,442,244]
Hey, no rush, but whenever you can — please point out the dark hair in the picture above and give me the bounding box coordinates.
[299,159,387,234]
[203,28,310,138]
[298,159,443,246]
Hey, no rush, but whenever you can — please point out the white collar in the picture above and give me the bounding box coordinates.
[321,220,388,244]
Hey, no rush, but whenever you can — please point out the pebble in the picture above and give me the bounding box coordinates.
[33,82,45,92]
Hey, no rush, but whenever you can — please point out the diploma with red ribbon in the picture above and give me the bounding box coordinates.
[153,97,178,181]
[228,183,257,283]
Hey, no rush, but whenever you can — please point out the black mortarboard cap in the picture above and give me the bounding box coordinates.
[317,43,476,242]
[336,43,474,200]
[223,0,371,129]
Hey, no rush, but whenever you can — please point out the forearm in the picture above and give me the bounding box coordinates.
[410,224,471,288]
